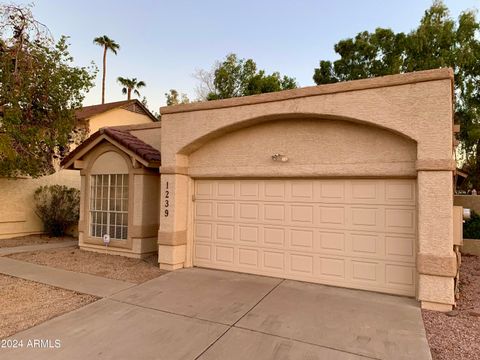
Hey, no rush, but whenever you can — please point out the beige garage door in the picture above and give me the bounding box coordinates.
[193,179,416,296]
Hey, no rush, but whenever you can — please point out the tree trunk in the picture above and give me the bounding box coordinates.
[102,46,107,104]
[127,88,131,100]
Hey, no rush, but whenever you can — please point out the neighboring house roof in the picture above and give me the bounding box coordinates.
[75,99,158,122]
[61,126,161,169]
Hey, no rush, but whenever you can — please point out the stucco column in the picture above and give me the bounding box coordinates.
[416,170,456,311]
[130,170,160,255]
[157,173,190,270]
[78,174,87,247]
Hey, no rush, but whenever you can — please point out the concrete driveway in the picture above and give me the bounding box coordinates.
[2,268,431,360]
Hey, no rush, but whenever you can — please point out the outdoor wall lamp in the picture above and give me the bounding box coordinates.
[271,153,289,162]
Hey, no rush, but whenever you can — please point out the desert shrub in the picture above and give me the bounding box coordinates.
[463,211,480,239]
[34,185,80,237]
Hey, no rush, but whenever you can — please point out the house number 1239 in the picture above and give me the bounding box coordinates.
[164,181,169,217]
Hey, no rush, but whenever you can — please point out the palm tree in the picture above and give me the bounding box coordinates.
[93,35,120,104]
[117,77,146,100]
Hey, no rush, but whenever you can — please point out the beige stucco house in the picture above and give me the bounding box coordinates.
[63,69,459,311]
[0,99,156,239]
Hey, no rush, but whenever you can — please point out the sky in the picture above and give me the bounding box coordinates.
[10,0,480,113]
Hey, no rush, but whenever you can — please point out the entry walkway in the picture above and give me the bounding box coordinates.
[0,240,78,256]
[0,257,135,297]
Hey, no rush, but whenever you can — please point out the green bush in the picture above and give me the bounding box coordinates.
[463,211,480,239]
[34,185,80,237]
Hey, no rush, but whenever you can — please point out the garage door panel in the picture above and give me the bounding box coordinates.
[291,181,314,200]
[195,182,213,198]
[194,179,416,296]
[385,235,415,259]
[264,181,286,200]
[238,181,260,199]
[289,229,314,250]
[239,203,259,221]
[385,180,416,204]
[291,204,315,224]
[318,231,346,252]
[290,254,314,275]
[385,208,416,234]
[319,257,346,279]
[263,250,286,272]
[195,201,213,218]
[216,181,236,199]
[215,245,235,264]
[350,180,382,203]
[239,225,259,244]
[350,233,381,255]
[216,202,235,219]
[351,260,382,283]
[264,204,286,222]
[239,247,259,267]
[318,206,345,226]
[386,264,415,287]
[263,227,285,247]
[318,181,346,202]
[195,222,213,244]
[216,224,235,242]
[195,243,212,261]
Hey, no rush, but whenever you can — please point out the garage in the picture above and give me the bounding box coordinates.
[62,69,456,310]
[155,69,457,310]
[193,179,416,296]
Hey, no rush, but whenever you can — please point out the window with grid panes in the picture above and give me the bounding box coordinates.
[90,174,129,240]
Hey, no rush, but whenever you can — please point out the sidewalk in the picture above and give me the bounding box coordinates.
[0,240,78,256]
[0,257,135,297]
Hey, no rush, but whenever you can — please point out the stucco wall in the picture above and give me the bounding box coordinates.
[129,126,162,151]
[189,118,416,178]
[88,108,153,135]
[0,170,80,240]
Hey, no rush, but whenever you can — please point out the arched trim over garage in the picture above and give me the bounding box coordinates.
[178,113,418,157]
[186,116,418,178]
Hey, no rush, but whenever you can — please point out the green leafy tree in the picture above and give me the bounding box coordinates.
[165,89,190,106]
[117,77,146,100]
[93,35,119,104]
[313,1,480,188]
[198,53,297,100]
[0,4,96,178]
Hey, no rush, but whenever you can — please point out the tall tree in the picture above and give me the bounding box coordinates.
[0,4,96,177]
[117,77,146,100]
[195,53,297,101]
[93,35,119,104]
[313,1,480,188]
[192,65,217,101]
[165,89,190,106]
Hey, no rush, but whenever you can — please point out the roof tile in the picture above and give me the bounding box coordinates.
[60,127,161,167]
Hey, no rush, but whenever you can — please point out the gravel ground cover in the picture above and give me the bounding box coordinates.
[0,274,97,339]
[7,246,166,284]
[423,254,480,360]
[0,235,74,248]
